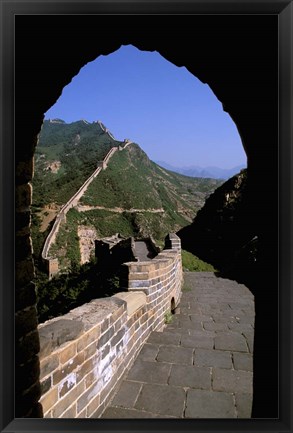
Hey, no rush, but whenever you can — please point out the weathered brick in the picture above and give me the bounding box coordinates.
[76,408,87,418]
[110,305,126,323]
[128,272,149,280]
[59,342,77,365]
[60,403,77,418]
[101,318,110,334]
[15,306,38,339]
[114,317,125,332]
[77,327,99,352]
[111,329,125,347]
[101,344,110,359]
[98,326,114,348]
[128,280,150,289]
[116,339,125,356]
[77,380,103,413]
[86,393,101,418]
[39,319,84,358]
[84,370,97,388]
[40,354,59,379]
[76,357,95,383]
[40,386,58,413]
[59,373,77,398]
[139,312,148,325]
[100,368,120,405]
[84,341,98,359]
[52,380,85,418]
[40,376,51,396]
[90,400,106,418]
[53,352,84,384]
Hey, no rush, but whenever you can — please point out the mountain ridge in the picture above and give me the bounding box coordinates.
[155,160,246,180]
[32,119,224,273]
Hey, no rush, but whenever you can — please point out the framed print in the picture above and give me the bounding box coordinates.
[1,1,292,432]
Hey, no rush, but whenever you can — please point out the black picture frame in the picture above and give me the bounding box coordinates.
[1,1,292,432]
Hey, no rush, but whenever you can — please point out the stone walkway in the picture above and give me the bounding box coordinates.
[102,272,254,419]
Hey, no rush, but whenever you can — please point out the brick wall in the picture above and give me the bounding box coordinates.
[38,233,183,418]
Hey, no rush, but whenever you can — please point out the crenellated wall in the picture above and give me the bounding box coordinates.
[38,234,182,418]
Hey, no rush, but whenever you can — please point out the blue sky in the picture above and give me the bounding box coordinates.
[45,45,246,169]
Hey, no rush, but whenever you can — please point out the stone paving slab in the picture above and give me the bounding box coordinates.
[127,359,171,384]
[234,393,253,418]
[194,348,232,369]
[156,345,193,365]
[169,364,211,389]
[135,383,186,417]
[111,381,142,408]
[147,330,181,345]
[232,352,253,371]
[138,343,160,361]
[185,389,236,418]
[212,368,253,394]
[102,407,177,418]
[181,333,214,349]
[101,272,254,419]
[214,331,248,352]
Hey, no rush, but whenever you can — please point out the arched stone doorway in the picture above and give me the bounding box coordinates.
[12,13,281,419]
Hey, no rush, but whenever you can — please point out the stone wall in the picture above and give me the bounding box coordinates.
[41,147,118,278]
[37,233,182,418]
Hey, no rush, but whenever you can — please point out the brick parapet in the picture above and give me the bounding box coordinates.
[37,233,182,418]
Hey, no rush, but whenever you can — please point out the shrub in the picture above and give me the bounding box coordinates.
[164,311,174,324]
[181,249,216,272]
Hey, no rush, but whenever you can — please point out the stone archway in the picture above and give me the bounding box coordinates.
[14,14,279,418]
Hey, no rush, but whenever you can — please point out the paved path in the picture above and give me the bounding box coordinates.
[102,272,254,419]
[134,241,152,261]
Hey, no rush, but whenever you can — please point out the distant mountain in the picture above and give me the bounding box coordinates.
[33,119,123,206]
[155,161,246,180]
[32,119,223,271]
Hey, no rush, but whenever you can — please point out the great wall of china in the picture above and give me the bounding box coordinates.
[38,124,186,417]
[38,233,183,418]
[41,126,132,279]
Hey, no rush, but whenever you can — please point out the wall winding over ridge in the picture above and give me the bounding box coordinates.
[41,146,119,278]
[38,233,182,418]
